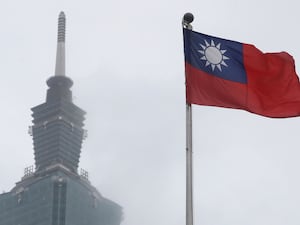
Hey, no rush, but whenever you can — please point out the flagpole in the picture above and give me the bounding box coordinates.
[182,12,194,225]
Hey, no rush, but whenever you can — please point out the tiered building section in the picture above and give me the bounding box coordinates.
[32,75,85,173]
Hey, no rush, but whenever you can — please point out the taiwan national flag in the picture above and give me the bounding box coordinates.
[183,28,300,118]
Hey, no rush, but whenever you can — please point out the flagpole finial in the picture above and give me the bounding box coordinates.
[182,13,194,29]
[183,13,194,24]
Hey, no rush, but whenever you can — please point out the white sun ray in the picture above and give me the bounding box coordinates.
[200,44,206,50]
[204,40,210,47]
[221,61,228,67]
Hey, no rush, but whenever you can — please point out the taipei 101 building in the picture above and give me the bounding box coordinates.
[0,12,122,225]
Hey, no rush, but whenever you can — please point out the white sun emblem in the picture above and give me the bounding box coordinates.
[198,39,229,72]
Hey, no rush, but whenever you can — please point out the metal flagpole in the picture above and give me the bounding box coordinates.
[186,103,193,225]
[182,13,194,225]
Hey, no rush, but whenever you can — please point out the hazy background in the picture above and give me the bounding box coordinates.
[0,0,300,225]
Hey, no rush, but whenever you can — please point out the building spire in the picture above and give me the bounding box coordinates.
[55,11,66,76]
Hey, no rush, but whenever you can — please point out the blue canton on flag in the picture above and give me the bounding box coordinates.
[184,29,247,84]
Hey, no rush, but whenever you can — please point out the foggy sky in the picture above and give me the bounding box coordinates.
[0,1,300,225]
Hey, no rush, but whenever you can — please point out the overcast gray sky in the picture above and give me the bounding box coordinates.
[0,0,300,225]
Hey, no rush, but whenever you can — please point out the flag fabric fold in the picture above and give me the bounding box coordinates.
[183,28,300,118]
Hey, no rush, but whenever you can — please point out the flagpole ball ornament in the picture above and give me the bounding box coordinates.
[183,13,194,24]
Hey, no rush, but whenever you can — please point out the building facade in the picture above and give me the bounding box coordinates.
[0,12,122,225]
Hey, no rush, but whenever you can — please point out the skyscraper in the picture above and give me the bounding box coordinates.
[0,12,122,225]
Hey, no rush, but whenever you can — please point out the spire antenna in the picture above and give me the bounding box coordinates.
[55,11,66,76]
